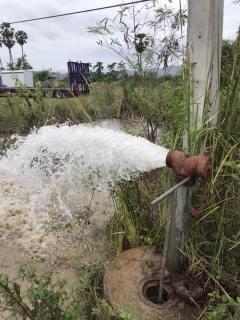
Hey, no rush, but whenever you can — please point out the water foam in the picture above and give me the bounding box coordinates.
[0,122,170,262]
[0,123,169,219]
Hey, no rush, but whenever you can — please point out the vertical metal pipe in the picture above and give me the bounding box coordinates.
[166,185,193,274]
[158,193,173,303]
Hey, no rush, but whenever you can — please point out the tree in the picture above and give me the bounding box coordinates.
[0,41,3,70]
[107,62,119,81]
[87,1,186,75]
[93,61,104,81]
[134,33,152,75]
[15,30,28,58]
[6,54,32,70]
[117,61,128,79]
[33,69,56,87]
[87,2,186,142]
[0,23,15,64]
[221,36,240,88]
[107,62,117,72]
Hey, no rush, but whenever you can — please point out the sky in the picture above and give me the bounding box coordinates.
[0,0,239,73]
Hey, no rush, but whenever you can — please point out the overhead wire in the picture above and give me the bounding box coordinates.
[9,0,152,25]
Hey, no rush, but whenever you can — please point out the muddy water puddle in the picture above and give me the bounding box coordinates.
[0,176,112,298]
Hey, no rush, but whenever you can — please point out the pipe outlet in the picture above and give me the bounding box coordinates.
[166,150,212,186]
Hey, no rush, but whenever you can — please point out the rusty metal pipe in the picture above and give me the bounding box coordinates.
[166,150,212,186]
[163,150,211,274]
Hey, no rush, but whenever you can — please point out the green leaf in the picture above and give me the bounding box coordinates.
[119,311,128,318]
[145,259,153,267]
[221,294,228,303]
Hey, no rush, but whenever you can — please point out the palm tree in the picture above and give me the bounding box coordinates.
[15,30,28,58]
[0,23,15,64]
[93,62,104,81]
[107,62,118,81]
[0,41,3,69]
[134,33,151,75]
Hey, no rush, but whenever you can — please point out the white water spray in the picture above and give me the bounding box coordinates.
[0,123,169,254]
[1,123,168,205]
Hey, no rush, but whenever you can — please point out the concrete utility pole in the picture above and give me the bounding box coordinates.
[183,0,224,150]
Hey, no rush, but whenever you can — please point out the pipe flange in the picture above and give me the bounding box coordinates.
[195,155,212,181]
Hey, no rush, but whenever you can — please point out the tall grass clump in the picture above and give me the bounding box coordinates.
[0,80,51,134]
[183,29,240,318]
[108,168,174,256]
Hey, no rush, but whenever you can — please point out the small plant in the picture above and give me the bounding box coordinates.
[0,262,122,320]
[91,299,116,318]
[206,292,240,320]
[119,305,137,320]
[0,264,81,319]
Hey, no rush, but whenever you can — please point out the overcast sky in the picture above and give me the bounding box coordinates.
[0,0,239,73]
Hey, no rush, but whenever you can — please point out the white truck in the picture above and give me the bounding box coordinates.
[0,70,70,98]
[1,70,34,87]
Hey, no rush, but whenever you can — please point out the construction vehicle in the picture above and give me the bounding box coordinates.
[67,60,90,96]
[0,61,90,98]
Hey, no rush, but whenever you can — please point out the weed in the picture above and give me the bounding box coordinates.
[0,262,132,320]
[206,292,240,320]
[0,264,80,319]
[119,305,137,320]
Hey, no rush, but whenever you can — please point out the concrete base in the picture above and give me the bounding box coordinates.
[104,246,199,320]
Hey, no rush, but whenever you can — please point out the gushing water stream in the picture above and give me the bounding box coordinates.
[0,123,169,265]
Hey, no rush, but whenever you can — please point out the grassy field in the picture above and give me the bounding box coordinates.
[0,70,239,319]
[0,83,123,135]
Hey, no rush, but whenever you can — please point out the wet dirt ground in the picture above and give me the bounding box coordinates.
[0,178,113,319]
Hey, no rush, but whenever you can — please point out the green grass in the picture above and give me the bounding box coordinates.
[0,83,121,134]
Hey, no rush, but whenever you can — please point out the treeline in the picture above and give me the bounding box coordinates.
[90,61,127,83]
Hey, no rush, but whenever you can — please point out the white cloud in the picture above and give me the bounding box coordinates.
[0,0,239,72]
